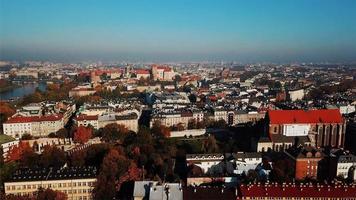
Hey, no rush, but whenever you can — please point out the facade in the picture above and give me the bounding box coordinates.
[152,65,175,81]
[183,184,356,200]
[4,167,97,200]
[336,154,356,181]
[267,109,346,150]
[15,103,42,117]
[285,147,324,180]
[75,115,99,129]
[288,89,304,101]
[75,112,139,133]
[150,110,203,129]
[213,109,265,126]
[233,152,262,175]
[133,181,182,200]
[69,88,96,97]
[98,113,138,132]
[186,154,224,173]
[135,69,151,80]
[3,114,64,138]
[234,111,265,124]
[169,129,206,138]
[237,183,356,200]
[0,137,19,161]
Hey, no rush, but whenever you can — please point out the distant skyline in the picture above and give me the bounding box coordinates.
[1,0,356,62]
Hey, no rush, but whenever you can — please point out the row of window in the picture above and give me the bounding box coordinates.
[9,193,91,200]
[243,197,351,200]
[6,181,95,191]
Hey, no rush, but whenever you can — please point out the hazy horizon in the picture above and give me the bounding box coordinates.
[1,0,356,63]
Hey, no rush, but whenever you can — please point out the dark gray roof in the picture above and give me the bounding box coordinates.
[270,134,310,144]
[338,155,356,163]
[7,166,97,182]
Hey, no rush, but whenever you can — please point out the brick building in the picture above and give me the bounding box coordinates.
[266,109,346,150]
[285,147,324,180]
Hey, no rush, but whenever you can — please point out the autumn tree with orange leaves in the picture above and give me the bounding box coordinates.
[73,125,93,144]
[92,149,141,200]
[100,123,129,142]
[4,188,67,200]
[0,102,15,132]
[151,121,171,138]
[6,141,32,162]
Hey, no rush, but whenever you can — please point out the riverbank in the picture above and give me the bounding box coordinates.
[0,82,47,100]
[0,84,20,93]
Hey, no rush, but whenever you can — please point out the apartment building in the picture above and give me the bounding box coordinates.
[285,147,324,180]
[75,112,139,133]
[5,166,97,200]
[186,154,225,173]
[3,114,64,138]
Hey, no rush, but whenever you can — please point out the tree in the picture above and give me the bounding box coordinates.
[151,121,170,138]
[70,150,86,166]
[19,145,39,168]
[174,75,182,82]
[188,93,197,103]
[101,123,129,142]
[84,144,110,167]
[245,169,258,183]
[0,162,18,191]
[21,134,33,140]
[73,126,92,144]
[188,119,197,129]
[93,148,142,200]
[202,136,219,153]
[0,102,15,131]
[93,149,121,200]
[36,188,67,200]
[6,141,32,162]
[40,146,66,168]
[176,123,185,131]
[188,164,204,177]
[56,128,68,138]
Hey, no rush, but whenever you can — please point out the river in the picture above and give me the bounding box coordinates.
[0,82,47,100]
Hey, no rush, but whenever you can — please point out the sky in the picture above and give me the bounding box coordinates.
[1,0,356,63]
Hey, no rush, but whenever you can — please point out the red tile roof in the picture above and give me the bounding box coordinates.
[92,69,122,76]
[268,109,343,124]
[75,115,98,121]
[239,183,356,198]
[5,114,63,124]
[153,65,172,72]
[135,69,150,74]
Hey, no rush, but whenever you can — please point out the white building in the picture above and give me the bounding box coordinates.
[233,152,262,175]
[339,105,356,115]
[75,112,139,133]
[288,89,304,101]
[336,154,356,181]
[4,167,97,200]
[186,154,224,173]
[3,114,64,138]
[169,129,206,138]
[0,135,19,161]
[133,181,182,200]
